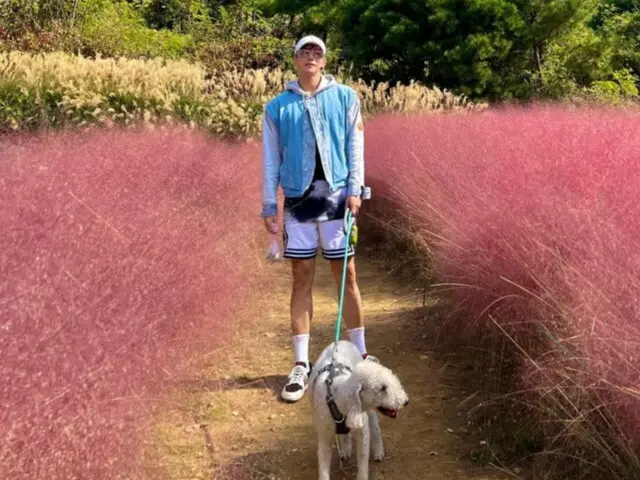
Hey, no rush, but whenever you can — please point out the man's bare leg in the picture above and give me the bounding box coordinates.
[291,258,316,336]
[330,256,364,329]
[329,256,369,357]
[281,257,316,402]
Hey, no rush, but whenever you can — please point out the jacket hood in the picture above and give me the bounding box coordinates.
[285,74,339,97]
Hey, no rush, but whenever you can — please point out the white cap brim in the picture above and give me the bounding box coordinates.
[294,35,327,55]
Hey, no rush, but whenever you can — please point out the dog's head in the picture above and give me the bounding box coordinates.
[345,360,409,429]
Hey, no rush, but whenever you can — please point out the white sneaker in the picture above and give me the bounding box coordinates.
[281,362,311,403]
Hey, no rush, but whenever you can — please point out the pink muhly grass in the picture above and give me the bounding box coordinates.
[0,128,264,479]
[365,105,640,476]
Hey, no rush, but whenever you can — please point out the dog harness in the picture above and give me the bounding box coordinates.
[314,361,352,435]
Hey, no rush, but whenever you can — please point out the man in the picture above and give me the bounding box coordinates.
[261,35,376,403]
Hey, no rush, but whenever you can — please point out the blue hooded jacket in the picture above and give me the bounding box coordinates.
[261,74,365,218]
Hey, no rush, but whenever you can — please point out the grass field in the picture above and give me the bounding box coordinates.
[364,104,640,478]
[3,102,640,478]
[0,129,265,478]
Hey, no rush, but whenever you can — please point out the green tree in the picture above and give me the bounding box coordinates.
[516,0,597,83]
[537,21,615,97]
[258,0,343,39]
[591,0,640,83]
[339,0,528,98]
[337,0,599,99]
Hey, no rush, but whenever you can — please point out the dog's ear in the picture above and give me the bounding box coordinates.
[346,382,366,430]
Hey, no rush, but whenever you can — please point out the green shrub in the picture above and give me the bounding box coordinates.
[0,82,41,130]
[613,67,640,97]
[196,35,293,71]
[586,68,640,104]
[142,0,213,41]
[78,0,193,59]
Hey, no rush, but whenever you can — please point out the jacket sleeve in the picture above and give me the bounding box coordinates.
[261,109,280,218]
[346,94,364,197]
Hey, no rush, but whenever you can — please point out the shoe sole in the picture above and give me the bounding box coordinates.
[281,363,312,403]
[280,385,307,403]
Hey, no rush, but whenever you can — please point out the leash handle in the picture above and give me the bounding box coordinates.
[333,208,355,358]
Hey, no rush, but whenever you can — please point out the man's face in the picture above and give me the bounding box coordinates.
[295,44,326,76]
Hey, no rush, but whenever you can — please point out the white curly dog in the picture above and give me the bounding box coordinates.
[308,340,409,480]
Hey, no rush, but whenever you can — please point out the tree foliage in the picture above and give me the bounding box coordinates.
[1,0,639,101]
[337,0,602,98]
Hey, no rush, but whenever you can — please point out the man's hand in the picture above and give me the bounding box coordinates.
[263,216,278,234]
[346,195,362,217]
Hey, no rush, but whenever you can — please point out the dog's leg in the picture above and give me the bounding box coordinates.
[338,433,352,461]
[354,423,370,480]
[368,412,384,461]
[317,430,333,480]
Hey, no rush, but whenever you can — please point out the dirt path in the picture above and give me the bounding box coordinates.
[147,250,513,480]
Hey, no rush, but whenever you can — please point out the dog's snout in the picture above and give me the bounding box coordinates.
[403,398,410,407]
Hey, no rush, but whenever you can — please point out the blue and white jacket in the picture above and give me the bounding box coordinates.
[261,74,365,218]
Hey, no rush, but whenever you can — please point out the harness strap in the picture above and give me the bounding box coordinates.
[325,380,350,435]
[316,361,353,435]
[316,361,352,379]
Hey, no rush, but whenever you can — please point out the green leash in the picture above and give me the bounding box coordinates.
[332,208,357,359]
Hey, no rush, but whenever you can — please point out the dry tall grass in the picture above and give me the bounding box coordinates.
[0,51,486,135]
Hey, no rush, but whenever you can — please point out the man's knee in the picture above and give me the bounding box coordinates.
[292,259,315,291]
[331,256,358,286]
[345,260,358,288]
